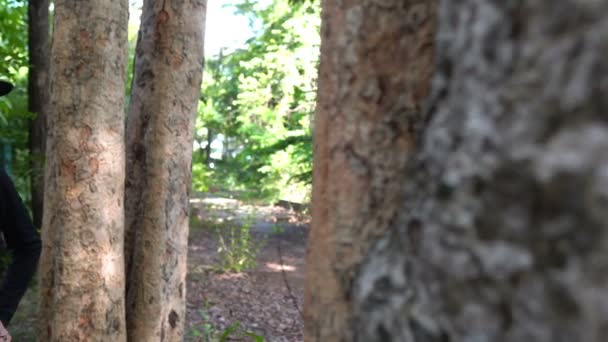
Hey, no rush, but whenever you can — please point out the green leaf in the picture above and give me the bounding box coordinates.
[244,331,265,342]
[219,322,241,341]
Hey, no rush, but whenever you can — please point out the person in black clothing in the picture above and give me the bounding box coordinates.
[0,80,42,341]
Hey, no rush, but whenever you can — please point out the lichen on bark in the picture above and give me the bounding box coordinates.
[354,1,608,341]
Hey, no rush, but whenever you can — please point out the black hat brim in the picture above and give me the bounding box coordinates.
[0,81,14,97]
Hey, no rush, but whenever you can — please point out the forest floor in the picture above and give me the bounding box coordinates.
[185,194,309,342]
[9,193,309,342]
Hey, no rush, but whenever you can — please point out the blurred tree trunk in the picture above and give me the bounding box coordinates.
[124,0,206,340]
[353,1,608,341]
[205,129,212,166]
[38,0,129,340]
[304,0,437,341]
[27,0,49,229]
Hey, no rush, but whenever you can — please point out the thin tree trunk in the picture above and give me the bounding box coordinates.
[38,0,129,340]
[205,129,212,166]
[354,1,608,341]
[304,0,437,341]
[27,0,50,229]
[124,0,206,340]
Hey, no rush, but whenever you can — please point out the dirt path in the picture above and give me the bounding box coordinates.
[185,195,309,342]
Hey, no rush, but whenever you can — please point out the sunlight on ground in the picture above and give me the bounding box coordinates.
[190,197,239,205]
[265,262,296,272]
[216,272,248,280]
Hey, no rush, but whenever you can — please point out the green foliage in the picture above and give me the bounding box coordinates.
[125,31,136,100]
[0,0,33,279]
[215,216,264,273]
[191,163,213,193]
[271,223,285,235]
[0,78,34,203]
[0,0,27,123]
[193,0,320,203]
[0,0,33,202]
[219,322,264,342]
[0,0,27,77]
[189,308,220,341]
[218,322,240,341]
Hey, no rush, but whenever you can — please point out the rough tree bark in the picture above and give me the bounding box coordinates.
[27,0,50,229]
[124,0,206,340]
[304,0,437,341]
[38,0,129,340]
[354,1,608,341]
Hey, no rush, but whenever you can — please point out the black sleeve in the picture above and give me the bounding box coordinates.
[0,168,42,325]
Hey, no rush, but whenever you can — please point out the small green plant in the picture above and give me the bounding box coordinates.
[215,215,264,272]
[271,224,285,235]
[189,307,265,342]
[189,308,218,341]
[218,322,264,342]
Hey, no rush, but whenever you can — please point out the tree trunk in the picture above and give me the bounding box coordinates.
[27,0,50,229]
[304,0,437,341]
[38,0,129,340]
[354,1,608,341]
[205,129,212,166]
[124,0,206,340]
